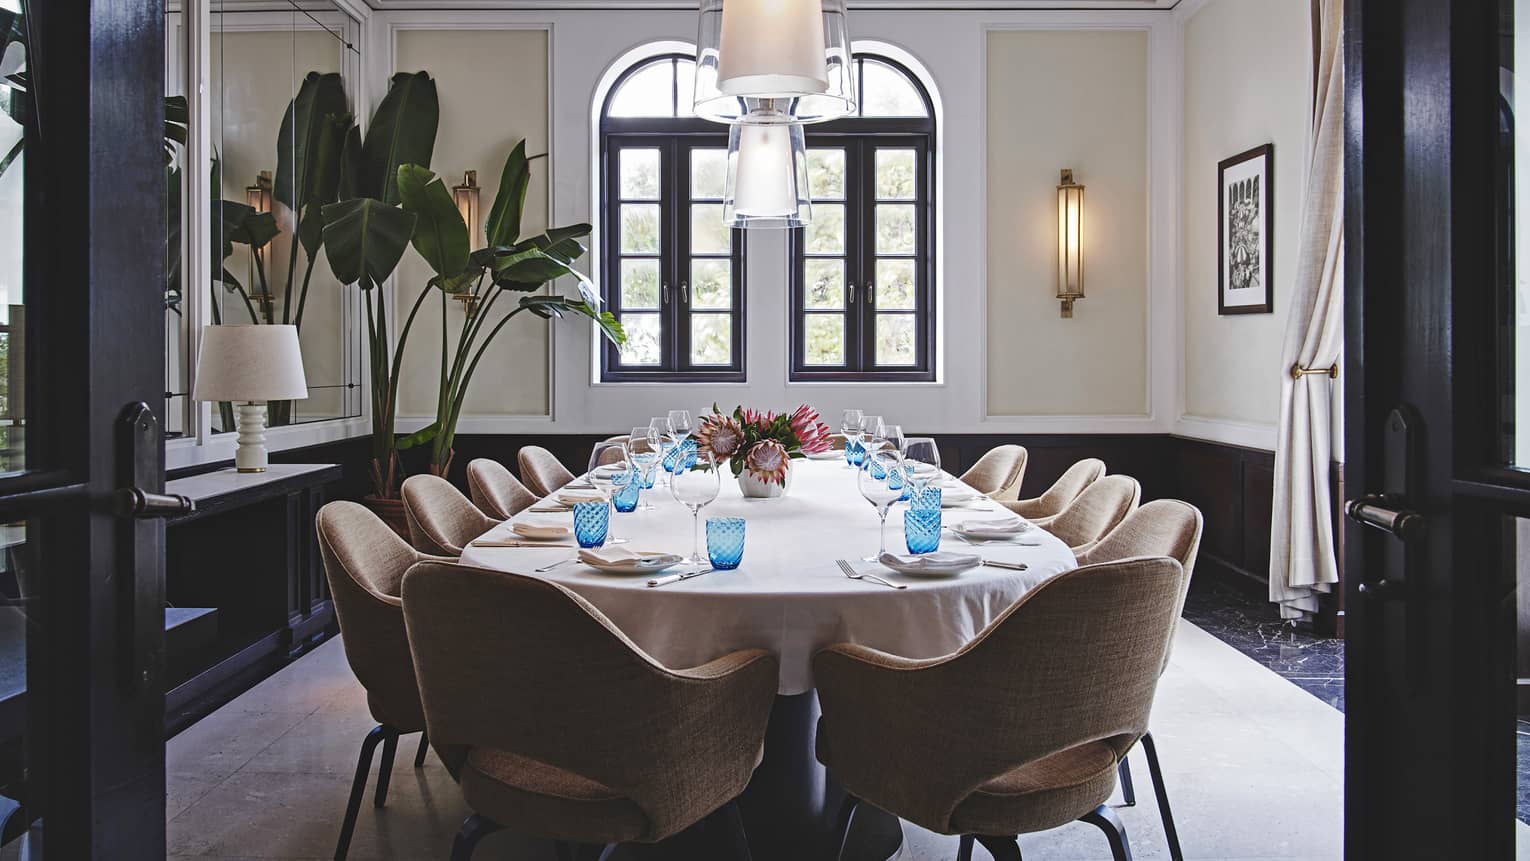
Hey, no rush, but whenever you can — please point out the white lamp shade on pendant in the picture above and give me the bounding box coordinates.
[693,0,855,124]
[192,324,309,403]
[723,121,811,229]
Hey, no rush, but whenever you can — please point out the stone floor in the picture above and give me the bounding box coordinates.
[163,616,1346,861]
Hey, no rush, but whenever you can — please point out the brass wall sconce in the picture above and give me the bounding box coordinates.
[1056,168,1084,318]
[246,170,275,318]
[245,169,273,214]
[452,170,482,317]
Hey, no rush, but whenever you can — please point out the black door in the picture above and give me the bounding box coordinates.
[0,0,174,856]
[1345,0,1529,856]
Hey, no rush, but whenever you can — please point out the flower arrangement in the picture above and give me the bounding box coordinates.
[696,404,833,485]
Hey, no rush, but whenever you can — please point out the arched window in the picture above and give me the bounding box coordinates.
[599,54,745,382]
[792,54,936,381]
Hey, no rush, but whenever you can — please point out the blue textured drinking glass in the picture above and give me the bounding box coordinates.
[573,500,609,548]
[904,508,942,554]
[844,439,865,466]
[706,517,746,570]
[611,469,641,513]
[666,439,698,473]
[909,485,942,511]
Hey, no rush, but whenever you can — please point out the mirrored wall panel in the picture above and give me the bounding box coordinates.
[0,0,24,471]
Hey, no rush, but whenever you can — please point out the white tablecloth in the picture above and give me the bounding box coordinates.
[459,459,1077,694]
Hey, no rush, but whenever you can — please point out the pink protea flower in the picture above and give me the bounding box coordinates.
[742,407,776,429]
[696,415,744,458]
[788,404,833,454]
[745,439,790,485]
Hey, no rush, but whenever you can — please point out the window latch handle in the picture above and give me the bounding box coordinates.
[662,283,670,305]
[680,281,689,305]
[867,282,875,307]
[848,282,856,305]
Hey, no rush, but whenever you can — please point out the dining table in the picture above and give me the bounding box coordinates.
[459,456,1078,860]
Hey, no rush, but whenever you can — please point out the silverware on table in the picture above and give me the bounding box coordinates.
[647,567,715,587]
[982,560,1029,572]
[470,540,577,549]
[837,559,907,590]
[534,558,578,572]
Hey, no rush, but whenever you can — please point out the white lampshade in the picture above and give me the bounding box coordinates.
[193,324,309,403]
[693,0,855,125]
[723,120,811,229]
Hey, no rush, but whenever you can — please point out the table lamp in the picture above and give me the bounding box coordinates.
[193,325,308,473]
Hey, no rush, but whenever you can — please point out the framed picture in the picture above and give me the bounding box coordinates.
[1217,143,1274,315]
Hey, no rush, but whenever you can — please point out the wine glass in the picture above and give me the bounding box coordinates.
[626,427,661,510]
[668,409,694,441]
[903,437,942,493]
[858,450,906,562]
[840,409,864,468]
[586,440,627,476]
[862,415,886,452]
[884,424,907,457]
[670,450,722,563]
[603,462,633,545]
[649,417,674,487]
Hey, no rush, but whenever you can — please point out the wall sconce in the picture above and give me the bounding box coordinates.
[246,170,274,319]
[245,170,273,214]
[1056,168,1084,318]
[452,170,482,317]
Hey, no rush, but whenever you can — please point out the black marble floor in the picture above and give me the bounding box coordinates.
[1180,579,1345,712]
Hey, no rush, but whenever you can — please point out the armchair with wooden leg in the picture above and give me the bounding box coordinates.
[316,501,449,861]
[401,474,501,557]
[466,458,537,519]
[813,557,1188,861]
[401,562,780,861]
[958,445,1028,501]
[1001,457,1106,525]
[1038,474,1141,553]
[1075,499,1204,861]
[518,445,576,496]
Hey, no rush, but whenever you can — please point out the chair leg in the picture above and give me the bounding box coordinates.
[449,814,502,861]
[1080,804,1134,861]
[1117,756,1137,806]
[974,835,1022,861]
[1140,731,1184,861]
[702,799,752,861]
[413,731,429,768]
[373,728,400,808]
[333,725,387,861]
[832,794,860,861]
[956,835,975,861]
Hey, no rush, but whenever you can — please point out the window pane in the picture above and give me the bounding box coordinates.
[619,313,662,365]
[804,315,845,365]
[691,204,731,254]
[804,259,845,309]
[875,149,916,200]
[807,149,846,199]
[677,59,697,117]
[876,204,916,255]
[804,204,845,255]
[691,259,732,309]
[690,314,732,365]
[621,204,661,254]
[876,260,917,310]
[875,314,917,365]
[861,60,926,117]
[620,149,661,199]
[609,60,675,118]
[621,259,661,309]
[692,148,727,199]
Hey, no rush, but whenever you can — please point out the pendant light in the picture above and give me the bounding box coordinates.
[693,0,855,125]
[723,119,810,229]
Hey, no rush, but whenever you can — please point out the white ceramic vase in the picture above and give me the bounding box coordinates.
[737,463,793,498]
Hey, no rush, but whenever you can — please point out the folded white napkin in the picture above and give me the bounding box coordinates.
[939,485,979,505]
[878,551,982,576]
[512,522,570,540]
[577,547,683,569]
[954,517,1028,535]
[592,463,626,476]
[556,489,607,506]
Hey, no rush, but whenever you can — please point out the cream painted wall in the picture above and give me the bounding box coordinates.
[1180,0,1309,432]
[985,30,1149,417]
[394,28,552,419]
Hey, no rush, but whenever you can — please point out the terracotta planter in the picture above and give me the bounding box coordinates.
[363,495,411,539]
[738,464,793,499]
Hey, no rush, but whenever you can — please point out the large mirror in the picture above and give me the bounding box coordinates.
[168,0,364,438]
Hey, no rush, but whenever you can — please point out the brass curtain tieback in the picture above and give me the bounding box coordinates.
[1290,363,1338,380]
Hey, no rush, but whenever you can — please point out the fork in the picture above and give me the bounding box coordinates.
[837,559,907,590]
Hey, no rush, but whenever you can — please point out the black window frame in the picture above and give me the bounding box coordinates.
[599,55,747,383]
[790,55,937,382]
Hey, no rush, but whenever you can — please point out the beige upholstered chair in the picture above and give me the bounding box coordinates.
[588,439,629,472]
[465,458,537,520]
[958,445,1028,500]
[518,445,576,496]
[1039,474,1141,553]
[401,474,501,556]
[401,561,779,860]
[316,501,444,860]
[813,557,1187,861]
[1074,499,1204,861]
[1001,457,1105,525]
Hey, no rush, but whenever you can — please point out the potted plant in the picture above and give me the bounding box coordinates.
[393,140,623,479]
[695,404,832,498]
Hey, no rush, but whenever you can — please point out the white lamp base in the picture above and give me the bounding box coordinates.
[234,402,269,473]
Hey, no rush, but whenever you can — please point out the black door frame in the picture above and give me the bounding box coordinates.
[1345,0,1523,856]
[6,0,169,856]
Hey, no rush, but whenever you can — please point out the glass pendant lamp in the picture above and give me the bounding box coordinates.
[693,0,855,125]
[723,118,810,229]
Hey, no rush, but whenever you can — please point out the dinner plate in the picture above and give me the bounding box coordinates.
[582,551,684,575]
[806,449,844,461]
[939,485,982,508]
[952,519,1031,540]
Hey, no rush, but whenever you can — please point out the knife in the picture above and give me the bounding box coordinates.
[982,560,1029,572]
[647,567,716,587]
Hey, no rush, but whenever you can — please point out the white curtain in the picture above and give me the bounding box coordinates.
[1269,0,1344,620]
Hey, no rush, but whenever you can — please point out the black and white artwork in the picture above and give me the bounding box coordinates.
[1218,144,1274,315]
